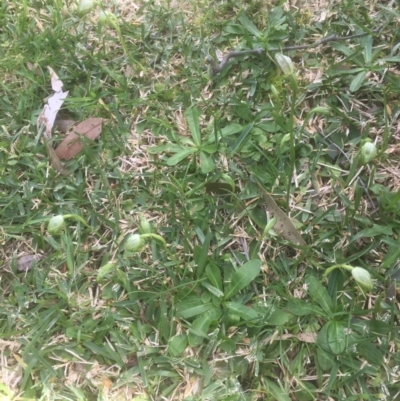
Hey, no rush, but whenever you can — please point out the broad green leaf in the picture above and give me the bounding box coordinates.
[267,308,290,326]
[206,263,223,291]
[188,312,215,347]
[318,321,346,355]
[316,348,334,371]
[357,342,384,365]
[223,24,245,35]
[168,334,187,356]
[349,71,367,92]
[185,107,201,147]
[362,35,372,64]
[286,299,323,316]
[220,123,242,137]
[351,224,393,242]
[224,259,261,300]
[200,143,218,154]
[238,14,262,38]
[147,143,182,154]
[230,123,254,156]
[305,275,333,315]
[225,301,261,322]
[200,151,215,174]
[166,148,196,166]
[202,281,224,298]
[175,300,214,319]
[194,232,212,278]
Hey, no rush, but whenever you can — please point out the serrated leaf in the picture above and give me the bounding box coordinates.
[224,259,261,300]
[238,14,262,38]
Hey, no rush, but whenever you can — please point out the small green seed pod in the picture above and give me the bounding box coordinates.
[124,233,145,252]
[47,215,66,235]
[351,267,373,292]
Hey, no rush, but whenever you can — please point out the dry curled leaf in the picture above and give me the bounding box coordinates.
[36,67,69,175]
[47,66,63,92]
[254,179,306,246]
[55,118,106,160]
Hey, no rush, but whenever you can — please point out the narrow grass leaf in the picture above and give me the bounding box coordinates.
[263,379,291,401]
[224,259,261,300]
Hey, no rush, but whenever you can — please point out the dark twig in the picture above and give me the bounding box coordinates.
[209,25,383,76]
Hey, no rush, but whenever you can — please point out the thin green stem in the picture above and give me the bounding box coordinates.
[323,264,354,278]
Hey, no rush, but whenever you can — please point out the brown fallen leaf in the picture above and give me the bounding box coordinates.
[254,178,306,246]
[55,118,106,160]
[46,143,69,176]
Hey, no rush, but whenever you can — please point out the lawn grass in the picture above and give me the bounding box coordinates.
[1,0,400,400]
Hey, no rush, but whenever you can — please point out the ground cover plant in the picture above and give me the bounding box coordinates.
[1,0,400,399]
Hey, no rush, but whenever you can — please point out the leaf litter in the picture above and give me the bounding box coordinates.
[36,67,106,172]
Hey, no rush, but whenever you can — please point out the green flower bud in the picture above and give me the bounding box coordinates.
[124,233,145,252]
[98,10,118,26]
[360,142,377,165]
[139,215,152,234]
[351,267,373,292]
[96,262,116,281]
[270,84,279,97]
[275,53,295,75]
[77,0,94,17]
[47,215,66,235]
